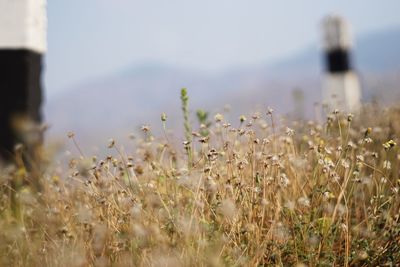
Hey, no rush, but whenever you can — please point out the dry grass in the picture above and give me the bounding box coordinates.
[1,98,400,266]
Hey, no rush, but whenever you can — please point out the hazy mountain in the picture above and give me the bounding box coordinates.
[356,27,400,72]
[46,27,400,148]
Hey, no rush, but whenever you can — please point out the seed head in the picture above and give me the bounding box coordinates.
[252,112,260,120]
[383,160,391,170]
[364,127,372,138]
[285,127,295,137]
[108,139,115,148]
[383,140,397,150]
[214,113,224,122]
[219,199,237,220]
[161,113,167,122]
[347,113,354,122]
[141,125,151,133]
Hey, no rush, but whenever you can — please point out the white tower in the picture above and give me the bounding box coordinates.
[321,15,361,113]
[0,0,47,160]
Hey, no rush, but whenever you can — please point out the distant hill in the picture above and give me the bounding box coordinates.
[46,28,400,149]
[248,27,400,79]
[356,27,400,72]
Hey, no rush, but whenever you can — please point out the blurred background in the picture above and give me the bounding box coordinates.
[45,0,400,150]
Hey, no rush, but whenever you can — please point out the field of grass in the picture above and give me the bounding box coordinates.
[1,90,400,266]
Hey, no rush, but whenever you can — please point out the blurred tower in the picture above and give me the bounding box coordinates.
[0,0,47,161]
[321,15,361,113]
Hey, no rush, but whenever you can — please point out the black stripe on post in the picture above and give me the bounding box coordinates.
[325,48,351,73]
[0,49,43,160]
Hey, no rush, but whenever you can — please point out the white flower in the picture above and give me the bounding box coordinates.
[297,197,310,207]
[341,159,350,169]
[279,173,290,188]
[214,113,224,122]
[364,137,373,143]
[383,160,391,170]
[285,127,295,137]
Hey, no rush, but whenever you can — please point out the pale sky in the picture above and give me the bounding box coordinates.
[46,0,400,95]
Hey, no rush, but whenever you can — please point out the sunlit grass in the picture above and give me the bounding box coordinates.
[1,96,400,266]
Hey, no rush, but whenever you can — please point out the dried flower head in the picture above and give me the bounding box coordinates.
[141,124,151,132]
[214,113,224,122]
[383,140,397,150]
[161,113,167,122]
[108,138,115,148]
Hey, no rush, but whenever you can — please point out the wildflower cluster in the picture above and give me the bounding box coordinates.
[0,103,400,266]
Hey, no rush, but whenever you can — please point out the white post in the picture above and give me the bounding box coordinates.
[321,15,361,113]
[0,0,47,160]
